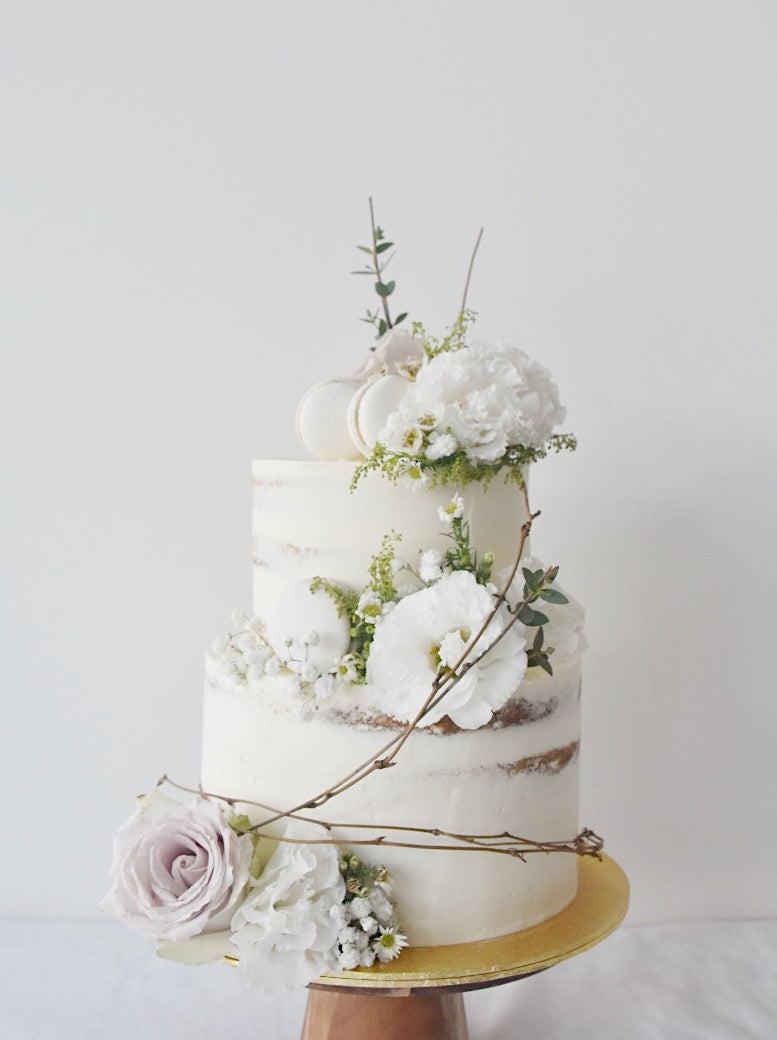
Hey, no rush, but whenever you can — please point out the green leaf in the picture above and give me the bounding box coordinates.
[394,312,408,325]
[378,319,388,336]
[518,604,550,626]
[532,625,545,650]
[526,648,554,676]
[539,588,569,604]
[357,245,373,254]
[230,813,252,833]
[522,567,544,591]
[375,241,393,254]
[375,280,395,298]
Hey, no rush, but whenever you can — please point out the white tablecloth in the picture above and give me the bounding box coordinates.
[1,918,775,1039]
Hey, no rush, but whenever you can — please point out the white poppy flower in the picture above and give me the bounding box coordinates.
[366,570,527,729]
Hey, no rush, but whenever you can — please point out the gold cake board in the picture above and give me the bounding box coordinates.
[301,854,629,1040]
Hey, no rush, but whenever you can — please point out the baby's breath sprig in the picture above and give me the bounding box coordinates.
[353,197,408,340]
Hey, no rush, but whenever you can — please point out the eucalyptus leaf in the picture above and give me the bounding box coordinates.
[518,604,550,626]
[375,280,395,298]
[539,588,569,604]
[375,241,394,254]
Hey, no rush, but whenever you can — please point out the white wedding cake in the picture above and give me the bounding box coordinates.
[102,211,598,993]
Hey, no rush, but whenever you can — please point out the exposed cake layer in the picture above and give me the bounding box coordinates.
[252,460,530,618]
[201,657,581,947]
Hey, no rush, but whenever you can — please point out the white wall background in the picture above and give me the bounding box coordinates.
[2,1,775,927]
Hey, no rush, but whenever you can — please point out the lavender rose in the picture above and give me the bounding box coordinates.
[100,791,254,942]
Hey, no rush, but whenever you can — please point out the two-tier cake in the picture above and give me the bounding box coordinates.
[102,211,598,993]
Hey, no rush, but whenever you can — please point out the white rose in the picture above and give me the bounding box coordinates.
[100,791,254,943]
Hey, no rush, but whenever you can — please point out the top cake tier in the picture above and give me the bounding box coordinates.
[251,460,530,618]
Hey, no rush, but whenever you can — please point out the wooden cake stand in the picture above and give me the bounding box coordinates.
[300,854,629,1040]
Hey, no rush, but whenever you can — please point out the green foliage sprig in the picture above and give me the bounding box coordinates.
[368,531,401,602]
[339,850,389,899]
[353,198,408,340]
[308,577,358,619]
[412,308,477,359]
[443,515,494,585]
[514,565,569,676]
[310,533,402,684]
[352,434,576,492]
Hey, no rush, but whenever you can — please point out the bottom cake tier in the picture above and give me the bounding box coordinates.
[201,656,582,947]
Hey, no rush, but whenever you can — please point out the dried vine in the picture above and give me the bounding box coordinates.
[162,480,602,864]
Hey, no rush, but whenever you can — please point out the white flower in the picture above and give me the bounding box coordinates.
[366,570,527,729]
[418,548,444,583]
[264,655,283,677]
[426,430,458,460]
[352,328,425,381]
[338,945,361,970]
[347,896,372,920]
[382,341,565,464]
[368,886,394,922]
[298,661,319,682]
[355,590,383,622]
[379,413,426,456]
[284,676,305,698]
[374,925,409,963]
[314,674,336,698]
[230,820,346,993]
[99,791,254,943]
[211,612,276,686]
[437,492,464,524]
[360,915,379,936]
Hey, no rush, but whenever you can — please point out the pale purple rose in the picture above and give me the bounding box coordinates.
[100,791,254,942]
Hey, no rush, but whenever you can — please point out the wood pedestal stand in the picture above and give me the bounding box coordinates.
[299,854,628,1040]
[302,989,469,1040]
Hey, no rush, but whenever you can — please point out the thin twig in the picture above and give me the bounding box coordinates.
[460,227,484,314]
[369,196,393,330]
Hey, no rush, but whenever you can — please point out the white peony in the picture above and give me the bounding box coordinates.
[230,819,346,992]
[381,341,566,463]
[366,570,527,729]
[100,791,254,943]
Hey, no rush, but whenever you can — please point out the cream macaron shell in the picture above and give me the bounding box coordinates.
[346,373,410,456]
[295,379,362,460]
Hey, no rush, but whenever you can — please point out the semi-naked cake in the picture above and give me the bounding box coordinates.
[201,461,582,947]
[102,212,598,993]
